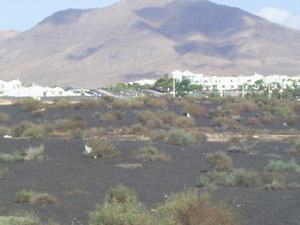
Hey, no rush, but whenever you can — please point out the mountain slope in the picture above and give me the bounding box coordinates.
[0,0,300,88]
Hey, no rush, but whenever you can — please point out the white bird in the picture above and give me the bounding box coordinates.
[84,145,92,154]
[3,135,12,139]
[186,113,191,118]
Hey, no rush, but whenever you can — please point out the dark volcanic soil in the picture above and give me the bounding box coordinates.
[0,137,300,225]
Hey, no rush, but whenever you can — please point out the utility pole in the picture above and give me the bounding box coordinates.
[173,76,175,98]
[242,84,245,99]
[268,83,271,100]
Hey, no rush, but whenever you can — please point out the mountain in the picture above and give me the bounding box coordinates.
[0,0,300,88]
[0,30,21,42]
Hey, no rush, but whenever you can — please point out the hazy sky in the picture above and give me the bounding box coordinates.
[0,0,299,31]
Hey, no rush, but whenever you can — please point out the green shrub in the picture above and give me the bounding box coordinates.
[160,111,178,126]
[75,98,101,109]
[0,152,25,163]
[11,121,46,140]
[175,116,195,128]
[233,169,260,187]
[263,172,285,185]
[206,151,233,172]
[121,124,150,136]
[199,169,259,188]
[112,99,127,109]
[246,117,260,126]
[105,185,137,204]
[89,201,157,225]
[184,104,206,117]
[157,190,239,225]
[1,213,44,225]
[212,116,239,129]
[190,129,207,142]
[227,143,256,154]
[84,140,120,159]
[52,115,87,132]
[199,171,235,187]
[53,98,73,109]
[0,167,8,179]
[0,126,9,135]
[24,145,46,161]
[21,98,44,112]
[93,112,102,118]
[0,113,11,122]
[101,111,125,123]
[166,129,195,146]
[264,159,300,172]
[286,137,300,154]
[15,190,36,203]
[135,146,171,162]
[150,130,168,142]
[262,112,280,125]
[29,193,58,205]
[127,98,144,109]
[146,98,167,109]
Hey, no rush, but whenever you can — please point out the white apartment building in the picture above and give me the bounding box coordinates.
[0,79,80,98]
[171,70,300,91]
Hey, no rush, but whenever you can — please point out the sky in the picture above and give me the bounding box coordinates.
[0,0,300,31]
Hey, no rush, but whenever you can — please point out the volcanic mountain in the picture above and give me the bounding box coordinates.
[0,0,300,88]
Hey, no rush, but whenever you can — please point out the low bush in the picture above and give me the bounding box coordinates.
[190,129,207,142]
[157,190,239,225]
[121,124,150,136]
[184,104,206,117]
[111,98,127,109]
[29,193,58,205]
[286,137,300,154]
[160,111,178,126]
[52,115,87,132]
[264,159,300,172]
[146,98,167,109]
[100,111,125,123]
[150,130,168,142]
[89,187,238,225]
[261,112,280,125]
[84,140,120,159]
[227,143,256,154]
[206,151,233,172]
[0,167,8,179]
[105,184,137,204]
[53,98,73,109]
[0,126,9,135]
[175,116,195,128]
[262,172,285,185]
[199,169,259,188]
[1,212,58,225]
[135,146,171,162]
[75,98,101,109]
[246,117,260,126]
[212,116,239,129]
[0,152,25,163]
[21,98,44,112]
[127,98,144,109]
[24,145,46,161]
[0,112,11,122]
[166,129,195,146]
[233,169,260,187]
[11,121,46,140]
[15,190,36,203]
[89,201,156,225]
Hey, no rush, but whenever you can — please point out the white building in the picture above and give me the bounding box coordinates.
[0,79,80,98]
[171,70,300,91]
